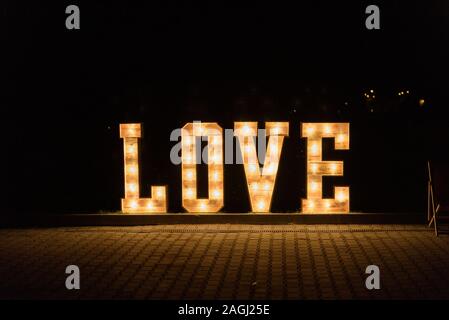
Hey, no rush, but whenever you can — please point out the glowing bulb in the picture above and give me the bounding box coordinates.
[257,201,266,210]
[330,163,337,173]
[185,188,194,198]
[336,134,346,144]
[146,202,153,210]
[311,164,318,173]
[270,144,279,155]
[184,154,193,164]
[243,125,250,135]
[200,203,206,210]
[324,125,331,134]
[128,184,137,193]
[186,170,194,180]
[130,201,138,209]
[156,189,164,198]
[211,154,221,164]
[310,143,319,155]
[264,183,270,191]
[336,192,346,202]
[272,127,280,135]
[211,137,221,146]
[127,165,137,174]
[264,164,275,175]
[325,201,331,209]
[245,144,252,153]
[310,182,318,192]
[306,126,315,135]
[127,146,135,154]
[183,136,193,145]
[248,164,257,173]
[251,183,259,191]
[212,189,220,198]
[308,201,315,209]
[370,89,374,93]
[212,171,220,181]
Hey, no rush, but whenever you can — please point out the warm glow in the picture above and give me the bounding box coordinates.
[128,183,137,193]
[120,124,167,213]
[212,189,221,198]
[248,164,257,173]
[301,123,350,213]
[336,191,346,202]
[182,123,224,213]
[330,163,337,174]
[306,126,315,135]
[235,122,289,213]
[310,143,319,155]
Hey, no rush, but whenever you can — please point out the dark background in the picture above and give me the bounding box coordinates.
[4,1,449,215]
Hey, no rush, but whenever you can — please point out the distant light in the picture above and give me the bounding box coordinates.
[419,99,425,107]
[370,89,374,93]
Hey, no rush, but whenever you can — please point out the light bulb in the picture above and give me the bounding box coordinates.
[156,189,164,198]
[127,146,135,154]
[212,189,220,198]
[310,143,319,155]
[128,184,137,193]
[186,170,194,180]
[336,134,346,143]
[272,127,280,135]
[336,192,346,202]
[212,171,220,181]
[183,136,193,145]
[248,164,257,173]
[307,126,315,135]
[330,163,337,174]
[185,188,194,198]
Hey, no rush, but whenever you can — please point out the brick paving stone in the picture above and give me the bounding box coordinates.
[0,225,449,299]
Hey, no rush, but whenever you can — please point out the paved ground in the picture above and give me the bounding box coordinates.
[1,224,449,300]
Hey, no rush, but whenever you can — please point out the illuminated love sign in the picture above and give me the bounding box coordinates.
[119,122,350,214]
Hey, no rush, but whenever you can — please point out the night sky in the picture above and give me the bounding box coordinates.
[5,1,449,215]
